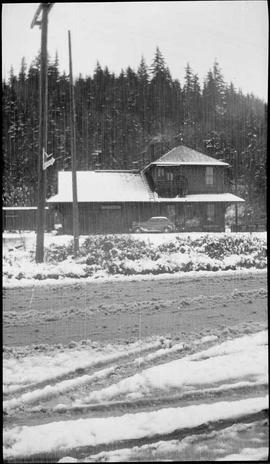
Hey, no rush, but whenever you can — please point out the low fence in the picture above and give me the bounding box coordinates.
[230,223,266,232]
[2,207,54,232]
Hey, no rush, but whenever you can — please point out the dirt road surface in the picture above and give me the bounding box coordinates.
[3,271,267,347]
[3,271,268,462]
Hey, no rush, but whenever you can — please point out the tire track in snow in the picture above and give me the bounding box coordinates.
[3,332,268,441]
[3,367,117,413]
[4,406,268,463]
[3,328,268,461]
[3,339,167,400]
[59,418,268,463]
[3,337,209,410]
[4,382,267,429]
[2,334,235,416]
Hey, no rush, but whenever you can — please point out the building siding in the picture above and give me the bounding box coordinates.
[2,208,54,232]
[149,165,225,196]
[52,201,226,234]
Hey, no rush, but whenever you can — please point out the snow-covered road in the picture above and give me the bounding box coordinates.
[3,327,268,462]
[3,232,268,461]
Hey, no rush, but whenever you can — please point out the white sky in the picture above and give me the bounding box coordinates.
[2,1,268,101]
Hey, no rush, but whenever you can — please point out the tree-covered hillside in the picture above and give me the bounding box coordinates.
[2,47,267,217]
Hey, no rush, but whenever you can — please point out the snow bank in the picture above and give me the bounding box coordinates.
[57,420,268,462]
[189,330,267,360]
[216,447,269,461]
[58,439,268,463]
[3,267,267,290]
[58,438,190,462]
[3,396,268,459]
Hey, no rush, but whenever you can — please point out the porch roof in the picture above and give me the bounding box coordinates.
[155,193,245,203]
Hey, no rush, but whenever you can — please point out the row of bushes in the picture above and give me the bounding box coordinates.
[44,236,160,264]
[158,234,266,259]
[4,234,266,281]
[43,234,267,278]
[45,234,266,264]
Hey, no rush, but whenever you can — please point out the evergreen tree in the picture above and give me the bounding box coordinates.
[137,56,150,136]
[203,60,226,132]
[149,46,172,132]
[183,62,193,123]
[191,73,202,122]
[2,51,267,217]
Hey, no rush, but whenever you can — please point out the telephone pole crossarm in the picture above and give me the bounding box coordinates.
[31,3,54,29]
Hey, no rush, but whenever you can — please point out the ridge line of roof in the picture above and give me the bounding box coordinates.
[150,161,229,165]
[59,170,140,174]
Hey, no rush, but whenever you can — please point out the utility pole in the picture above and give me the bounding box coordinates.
[31,3,54,263]
[68,30,79,255]
[235,150,238,228]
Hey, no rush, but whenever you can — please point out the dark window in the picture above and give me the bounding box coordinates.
[157,167,165,178]
[206,204,215,221]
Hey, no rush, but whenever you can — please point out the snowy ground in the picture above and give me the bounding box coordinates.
[3,231,268,461]
[3,327,268,461]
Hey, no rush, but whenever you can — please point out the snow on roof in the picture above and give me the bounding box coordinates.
[47,171,244,204]
[3,207,49,210]
[47,171,154,203]
[149,145,229,167]
[156,193,244,203]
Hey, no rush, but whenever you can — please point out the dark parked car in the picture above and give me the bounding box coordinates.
[130,216,176,233]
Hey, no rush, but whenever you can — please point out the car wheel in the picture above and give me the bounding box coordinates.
[134,227,141,233]
[163,226,171,233]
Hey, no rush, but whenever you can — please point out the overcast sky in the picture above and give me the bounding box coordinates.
[2,1,268,101]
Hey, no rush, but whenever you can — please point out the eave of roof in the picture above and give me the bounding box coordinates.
[47,191,244,204]
[150,161,229,166]
[3,206,49,210]
[155,193,244,202]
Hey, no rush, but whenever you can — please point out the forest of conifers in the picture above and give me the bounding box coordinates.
[2,47,267,216]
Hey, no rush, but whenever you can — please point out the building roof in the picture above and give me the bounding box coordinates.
[155,193,244,203]
[47,171,155,203]
[147,145,229,167]
[47,171,244,204]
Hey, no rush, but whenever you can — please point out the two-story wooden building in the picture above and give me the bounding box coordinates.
[47,144,244,233]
